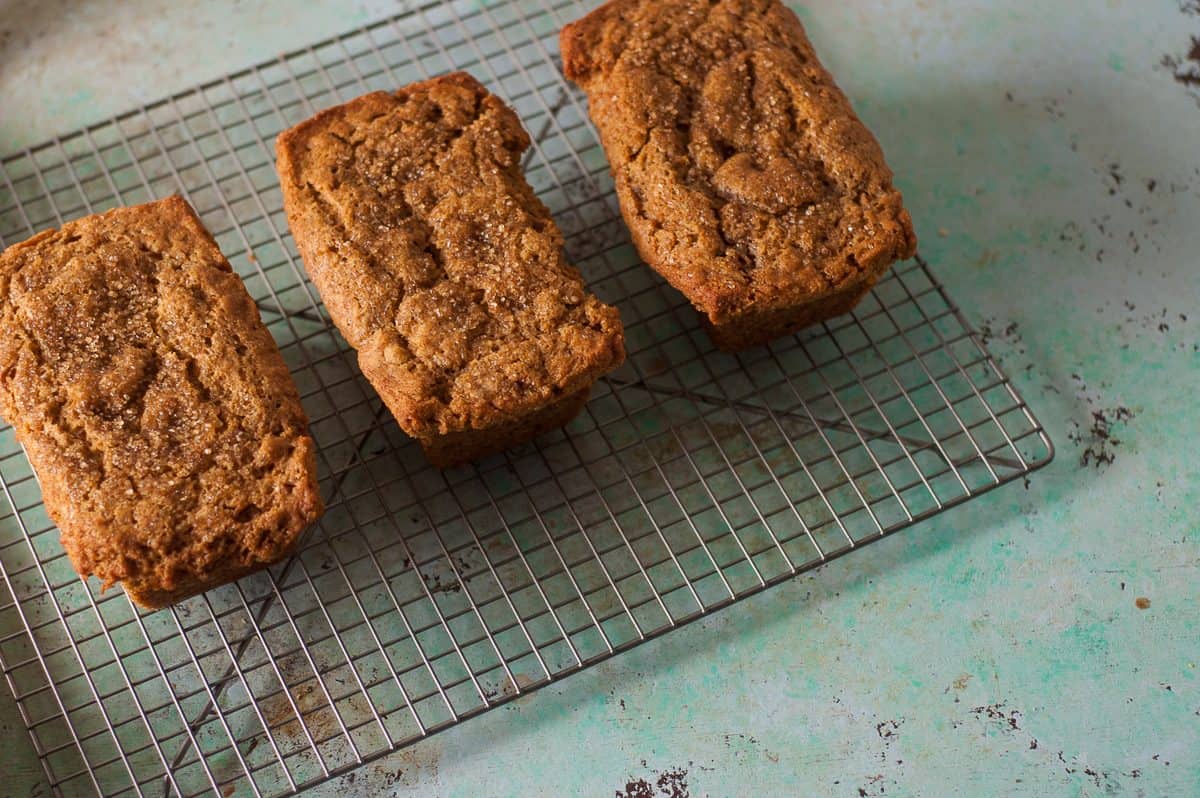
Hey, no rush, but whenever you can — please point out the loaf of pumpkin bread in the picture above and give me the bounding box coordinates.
[275,72,625,467]
[0,196,323,608]
[561,0,917,350]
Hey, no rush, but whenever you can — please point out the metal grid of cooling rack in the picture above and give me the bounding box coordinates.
[0,0,1053,795]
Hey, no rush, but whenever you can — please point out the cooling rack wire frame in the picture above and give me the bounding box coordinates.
[0,0,1053,795]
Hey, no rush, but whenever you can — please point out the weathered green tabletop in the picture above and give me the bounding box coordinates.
[1,0,1197,795]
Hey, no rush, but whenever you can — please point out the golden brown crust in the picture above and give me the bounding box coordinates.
[701,278,878,350]
[123,537,303,607]
[561,0,917,350]
[276,72,624,465]
[0,196,323,609]
[421,387,592,468]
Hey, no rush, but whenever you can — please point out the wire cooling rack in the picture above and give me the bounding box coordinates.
[0,0,1053,795]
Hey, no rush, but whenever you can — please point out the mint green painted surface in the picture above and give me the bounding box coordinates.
[1,0,1198,795]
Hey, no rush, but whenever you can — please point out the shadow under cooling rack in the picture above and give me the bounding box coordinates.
[0,0,1052,795]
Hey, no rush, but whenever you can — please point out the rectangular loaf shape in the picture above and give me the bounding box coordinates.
[0,197,324,608]
[276,72,625,467]
[561,0,918,350]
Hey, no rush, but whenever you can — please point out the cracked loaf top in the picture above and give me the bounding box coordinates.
[562,0,917,325]
[0,196,322,601]
[275,72,624,442]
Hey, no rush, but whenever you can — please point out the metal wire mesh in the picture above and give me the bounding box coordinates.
[0,0,1052,795]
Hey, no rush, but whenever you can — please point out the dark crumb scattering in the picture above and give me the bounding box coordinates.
[972,703,1021,731]
[875,720,901,739]
[1066,378,1135,469]
[616,780,655,798]
[1162,35,1200,93]
[1075,406,1134,468]
[978,319,1021,348]
[656,768,690,798]
[614,767,690,798]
